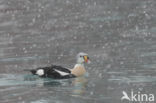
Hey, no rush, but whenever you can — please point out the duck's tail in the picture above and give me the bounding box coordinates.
[23,69,36,75]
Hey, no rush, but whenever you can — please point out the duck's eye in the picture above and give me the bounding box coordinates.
[80,55,82,57]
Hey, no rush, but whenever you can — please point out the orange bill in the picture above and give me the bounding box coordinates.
[83,56,88,63]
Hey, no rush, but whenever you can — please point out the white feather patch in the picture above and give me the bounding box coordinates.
[54,69,69,76]
[36,69,44,76]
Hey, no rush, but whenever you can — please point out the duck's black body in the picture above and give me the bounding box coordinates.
[29,65,76,79]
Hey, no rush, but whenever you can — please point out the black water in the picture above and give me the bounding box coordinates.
[0,0,156,103]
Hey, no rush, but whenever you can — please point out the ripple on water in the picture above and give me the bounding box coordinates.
[31,99,49,103]
[108,75,156,83]
[140,52,156,57]
[0,74,69,87]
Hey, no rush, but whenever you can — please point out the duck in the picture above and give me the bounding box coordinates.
[25,52,90,79]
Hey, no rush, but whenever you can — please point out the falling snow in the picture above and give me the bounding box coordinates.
[0,0,156,103]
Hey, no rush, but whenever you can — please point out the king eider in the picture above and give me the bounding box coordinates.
[25,52,90,79]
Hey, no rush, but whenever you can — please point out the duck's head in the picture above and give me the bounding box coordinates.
[77,52,90,64]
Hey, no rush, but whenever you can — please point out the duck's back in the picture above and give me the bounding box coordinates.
[32,65,76,79]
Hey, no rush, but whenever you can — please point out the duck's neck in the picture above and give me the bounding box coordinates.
[71,63,86,77]
[75,63,84,67]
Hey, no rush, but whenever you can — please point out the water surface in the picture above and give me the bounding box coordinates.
[0,0,156,103]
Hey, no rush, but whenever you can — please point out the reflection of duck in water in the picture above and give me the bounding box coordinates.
[25,52,90,79]
[71,77,88,96]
